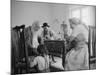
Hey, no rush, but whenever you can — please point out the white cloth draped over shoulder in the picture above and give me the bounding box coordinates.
[71,25,88,42]
[32,28,42,48]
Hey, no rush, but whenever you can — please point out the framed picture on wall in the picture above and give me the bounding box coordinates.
[11,0,96,74]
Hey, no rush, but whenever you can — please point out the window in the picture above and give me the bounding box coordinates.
[71,6,95,26]
[71,9,81,19]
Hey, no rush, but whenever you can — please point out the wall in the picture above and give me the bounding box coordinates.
[11,1,70,34]
[48,4,70,33]
[11,1,53,27]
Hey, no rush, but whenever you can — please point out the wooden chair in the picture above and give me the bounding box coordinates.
[12,25,39,74]
[88,26,96,69]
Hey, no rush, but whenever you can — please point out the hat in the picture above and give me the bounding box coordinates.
[42,23,50,28]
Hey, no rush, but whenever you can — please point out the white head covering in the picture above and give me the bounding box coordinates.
[69,17,89,30]
[69,17,82,25]
[32,20,40,32]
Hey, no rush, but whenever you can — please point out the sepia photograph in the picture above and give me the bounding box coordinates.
[11,0,96,74]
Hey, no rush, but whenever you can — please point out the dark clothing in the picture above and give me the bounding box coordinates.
[11,29,20,73]
[24,26,33,47]
[11,25,26,74]
[43,29,53,40]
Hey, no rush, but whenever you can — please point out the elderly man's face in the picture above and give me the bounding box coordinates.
[70,23,75,29]
[34,25,40,31]
[32,21,40,31]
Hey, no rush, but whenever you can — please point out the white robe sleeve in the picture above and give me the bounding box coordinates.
[32,28,43,48]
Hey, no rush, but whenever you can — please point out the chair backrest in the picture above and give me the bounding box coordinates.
[88,26,96,69]
[88,26,96,57]
[11,25,29,74]
[44,40,66,67]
